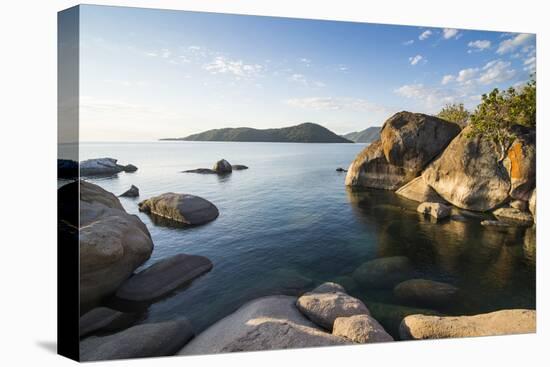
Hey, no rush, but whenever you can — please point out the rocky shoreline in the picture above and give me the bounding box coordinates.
[68,124,535,360]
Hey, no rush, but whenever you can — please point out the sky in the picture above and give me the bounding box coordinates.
[74,5,536,141]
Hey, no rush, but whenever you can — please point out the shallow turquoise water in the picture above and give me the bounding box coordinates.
[71,141,536,338]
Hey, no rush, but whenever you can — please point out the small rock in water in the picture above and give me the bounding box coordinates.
[213,159,232,174]
[352,256,415,289]
[333,314,393,343]
[138,193,219,225]
[182,168,217,174]
[123,164,138,172]
[393,279,459,307]
[119,185,139,198]
[417,202,451,219]
[232,164,249,170]
[336,167,347,172]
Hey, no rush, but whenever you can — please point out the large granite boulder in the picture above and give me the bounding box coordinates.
[79,307,141,338]
[80,158,137,176]
[178,296,350,355]
[504,130,535,201]
[80,320,194,361]
[346,112,460,190]
[79,181,153,310]
[138,193,219,225]
[422,126,511,211]
[393,279,459,307]
[296,283,370,330]
[213,159,232,174]
[115,254,213,302]
[333,314,393,343]
[395,176,445,203]
[529,189,536,224]
[417,202,451,219]
[380,112,461,177]
[400,309,536,340]
[352,256,415,289]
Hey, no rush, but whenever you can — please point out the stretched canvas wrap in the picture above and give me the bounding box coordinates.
[58,4,537,362]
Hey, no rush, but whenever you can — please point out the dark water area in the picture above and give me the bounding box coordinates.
[62,141,536,339]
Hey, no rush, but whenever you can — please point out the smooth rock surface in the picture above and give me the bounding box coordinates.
[80,158,136,176]
[116,254,213,302]
[296,288,370,330]
[396,176,445,203]
[79,307,140,338]
[310,282,346,294]
[78,181,153,310]
[493,207,534,225]
[178,296,350,355]
[333,314,393,343]
[400,309,536,340]
[80,320,194,361]
[138,193,219,225]
[422,126,511,211]
[393,279,459,307]
[213,159,232,174]
[417,202,451,219]
[353,256,415,289]
[119,185,139,198]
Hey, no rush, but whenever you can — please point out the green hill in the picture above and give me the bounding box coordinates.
[342,126,381,143]
[162,122,352,143]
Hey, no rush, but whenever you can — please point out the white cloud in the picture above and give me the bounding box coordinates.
[456,67,479,84]
[524,56,536,73]
[409,55,424,65]
[442,28,459,39]
[478,60,516,84]
[299,58,312,65]
[441,74,455,85]
[288,73,325,88]
[497,33,535,54]
[403,39,414,46]
[419,30,432,40]
[394,84,464,111]
[338,65,349,72]
[203,56,263,78]
[285,97,390,113]
[467,40,491,53]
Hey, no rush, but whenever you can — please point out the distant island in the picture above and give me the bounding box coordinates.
[160,122,352,143]
[342,126,381,143]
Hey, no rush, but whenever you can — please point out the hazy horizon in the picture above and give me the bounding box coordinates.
[71,5,536,141]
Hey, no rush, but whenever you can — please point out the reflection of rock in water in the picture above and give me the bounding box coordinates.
[523,227,536,266]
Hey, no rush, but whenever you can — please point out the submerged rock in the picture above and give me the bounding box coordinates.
[138,193,219,225]
[367,302,442,338]
[422,126,510,211]
[417,202,451,219]
[232,164,249,170]
[115,254,213,302]
[80,158,137,176]
[119,185,139,198]
[79,307,141,338]
[182,168,217,174]
[310,282,346,294]
[352,256,415,289]
[80,320,194,361]
[393,279,459,307]
[213,159,232,174]
[333,314,393,343]
[77,181,153,310]
[178,296,350,355]
[396,176,445,203]
[400,309,536,340]
[493,207,534,225]
[296,283,370,330]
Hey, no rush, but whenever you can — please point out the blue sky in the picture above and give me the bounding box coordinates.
[77,5,536,141]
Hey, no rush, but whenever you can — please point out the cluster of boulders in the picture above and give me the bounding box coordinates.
[182,159,248,175]
[346,111,536,225]
[80,158,138,176]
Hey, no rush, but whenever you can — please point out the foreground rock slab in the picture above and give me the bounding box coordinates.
[116,254,213,302]
[79,307,140,338]
[138,193,219,225]
[296,284,370,330]
[353,256,415,289]
[178,296,350,355]
[400,309,535,340]
[493,207,534,225]
[422,126,510,211]
[393,279,459,307]
[80,320,194,361]
[417,202,451,219]
[333,314,393,343]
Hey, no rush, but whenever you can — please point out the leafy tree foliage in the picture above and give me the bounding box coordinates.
[437,103,470,127]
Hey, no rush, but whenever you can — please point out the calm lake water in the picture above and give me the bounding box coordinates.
[67,141,536,339]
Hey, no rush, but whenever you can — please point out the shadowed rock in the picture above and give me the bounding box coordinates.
[58,159,78,178]
[138,193,219,225]
[178,296,350,355]
[116,254,213,302]
[119,185,139,198]
[79,307,141,338]
[400,309,535,340]
[493,207,534,225]
[417,202,451,219]
[213,159,232,174]
[504,130,535,201]
[352,256,415,289]
[333,314,393,343]
[393,279,459,307]
[80,319,194,361]
[396,176,445,203]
